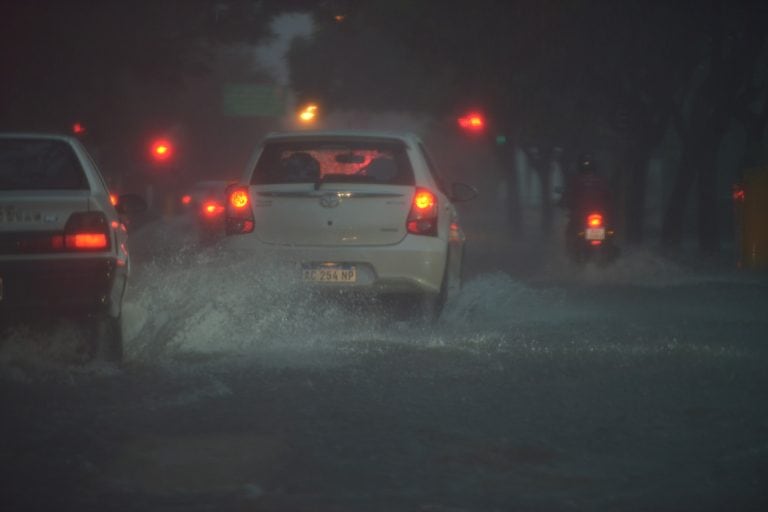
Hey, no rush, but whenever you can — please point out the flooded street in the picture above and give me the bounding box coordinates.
[2,217,768,511]
[4,1,768,510]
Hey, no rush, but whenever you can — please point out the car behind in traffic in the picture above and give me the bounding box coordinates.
[180,180,232,245]
[0,133,146,361]
[223,130,476,318]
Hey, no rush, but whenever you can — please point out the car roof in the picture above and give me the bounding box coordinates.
[0,132,78,143]
[261,130,421,146]
[194,180,230,186]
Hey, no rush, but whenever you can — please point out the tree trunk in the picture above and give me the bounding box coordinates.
[522,146,555,234]
[696,136,721,253]
[495,143,523,233]
[661,134,697,248]
[739,110,768,173]
[662,128,723,252]
[537,162,553,233]
[623,144,652,245]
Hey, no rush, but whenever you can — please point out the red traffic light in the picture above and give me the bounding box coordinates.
[150,138,174,162]
[458,112,485,133]
[72,122,86,135]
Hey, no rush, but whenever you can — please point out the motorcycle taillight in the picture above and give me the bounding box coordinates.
[587,213,603,228]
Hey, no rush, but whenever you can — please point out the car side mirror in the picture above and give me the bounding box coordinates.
[450,182,478,203]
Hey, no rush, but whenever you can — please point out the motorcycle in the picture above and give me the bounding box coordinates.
[565,210,619,266]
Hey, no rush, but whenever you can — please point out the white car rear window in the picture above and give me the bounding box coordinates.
[251,140,414,186]
[0,139,89,191]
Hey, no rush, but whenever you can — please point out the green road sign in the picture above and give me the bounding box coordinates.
[222,84,285,117]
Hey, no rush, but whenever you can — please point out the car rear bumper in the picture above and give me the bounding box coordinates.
[224,234,449,294]
[0,257,124,316]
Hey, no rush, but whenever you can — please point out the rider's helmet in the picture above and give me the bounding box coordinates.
[578,153,596,173]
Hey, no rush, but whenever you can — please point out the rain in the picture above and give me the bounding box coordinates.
[2,2,768,511]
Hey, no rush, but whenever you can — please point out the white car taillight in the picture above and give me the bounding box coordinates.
[406,187,438,236]
[225,186,254,234]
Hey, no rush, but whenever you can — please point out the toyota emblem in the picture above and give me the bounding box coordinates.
[319,193,340,208]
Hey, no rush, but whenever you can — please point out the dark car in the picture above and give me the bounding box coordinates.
[180,180,232,245]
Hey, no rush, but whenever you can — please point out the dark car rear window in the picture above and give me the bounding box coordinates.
[251,139,414,186]
[0,139,89,190]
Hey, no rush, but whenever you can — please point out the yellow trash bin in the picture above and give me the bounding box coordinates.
[735,167,768,269]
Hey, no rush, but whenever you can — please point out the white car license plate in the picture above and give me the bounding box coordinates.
[302,265,357,283]
[586,227,606,240]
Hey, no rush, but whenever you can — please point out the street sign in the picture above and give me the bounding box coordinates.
[221,84,286,117]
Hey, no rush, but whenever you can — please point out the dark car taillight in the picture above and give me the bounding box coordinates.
[406,187,438,236]
[225,185,254,234]
[201,200,225,218]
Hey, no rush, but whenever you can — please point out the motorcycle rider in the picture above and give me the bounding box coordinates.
[561,153,613,255]
[563,153,611,213]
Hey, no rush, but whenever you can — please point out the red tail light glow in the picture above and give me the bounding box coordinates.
[150,139,173,161]
[68,233,108,249]
[407,188,438,236]
[181,194,192,205]
[230,189,249,209]
[449,221,464,243]
[202,201,224,217]
[60,212,111,251]
[732,184,745,202]
[458,112,485,133]
[587,213,603,228]
[414,190,436,210]
[225,186,254,234]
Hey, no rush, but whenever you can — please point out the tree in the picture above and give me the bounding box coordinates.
[0,0,298,182]
[290,0,768,255]
[661,0,768,253]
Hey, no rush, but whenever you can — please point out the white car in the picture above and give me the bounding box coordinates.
[0,133,145,361]
[223,130,476,317]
